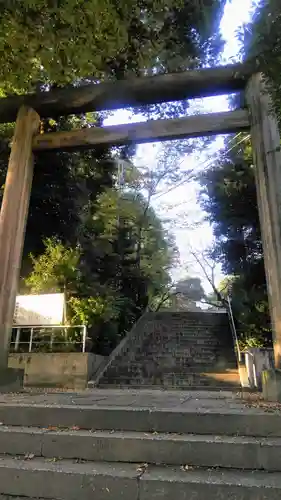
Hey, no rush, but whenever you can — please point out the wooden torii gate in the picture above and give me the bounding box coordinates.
[0,63,280,380]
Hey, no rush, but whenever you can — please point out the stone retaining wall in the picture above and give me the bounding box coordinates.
[8,352,105,390]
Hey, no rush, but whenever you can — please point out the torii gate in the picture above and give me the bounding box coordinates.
[0,63,280,382]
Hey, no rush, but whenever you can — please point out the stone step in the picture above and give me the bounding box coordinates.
[112,362,220,373]
[133,351,219,360]
[0,404,280,437]
[1,426,281,471]
[100,383,240,392]
[139,336,219,344]
[141,332,218,337]
[121,342,222,350]
[96,383,240,392]
[105,366,222,378]
[100,381,240,391]
[101,372,240,388]
[140,334,219,340]
[161,371,240,385]
[0,455,280,500]
[107,366,238,376]
[106,360,223,372]
[121,349,220,361]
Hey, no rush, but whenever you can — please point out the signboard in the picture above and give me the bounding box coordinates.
[13,293,65,326]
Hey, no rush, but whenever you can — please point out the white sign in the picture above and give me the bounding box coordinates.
[13,293,65,326]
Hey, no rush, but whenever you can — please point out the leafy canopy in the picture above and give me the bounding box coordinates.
[0,0,227,351]
[0,0,226,93]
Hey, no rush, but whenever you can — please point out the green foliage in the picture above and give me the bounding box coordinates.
[241,0,281,123]
[31,329,79,353]
[23,183,174,353]
[238,335,266,351]
[197,0,281,345]
[68,296,115,327]
[0,0,126,91]
[0,0,225,94]
[217,276,237,297]
[199,134,271,343]
[25,238,80,294]
[0,0,227,353]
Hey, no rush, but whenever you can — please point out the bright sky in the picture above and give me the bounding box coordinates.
[105,0,254,293]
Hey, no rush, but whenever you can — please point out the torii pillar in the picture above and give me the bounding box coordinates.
[0,106,40,389]
[247,74,281,399]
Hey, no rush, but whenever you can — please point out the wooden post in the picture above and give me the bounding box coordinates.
[0,106,40,369]
[246,73,281,369]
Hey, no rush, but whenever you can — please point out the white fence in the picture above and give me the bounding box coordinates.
[10,324,87,353]
[244,347,274,390]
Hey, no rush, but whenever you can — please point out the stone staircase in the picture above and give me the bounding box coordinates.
[96,311,240,389]
[0,390,280,499]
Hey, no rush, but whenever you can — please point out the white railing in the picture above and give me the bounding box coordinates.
[10,324,87,353]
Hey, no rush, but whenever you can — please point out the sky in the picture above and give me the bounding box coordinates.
[105,0,254,293]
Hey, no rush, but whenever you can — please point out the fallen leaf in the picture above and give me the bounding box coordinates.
[181,465,192,471]
[136,463,148,474]
[71,426,80,431]
[106,488,110,493]
[46,426,59,432]
[24,453,35,460]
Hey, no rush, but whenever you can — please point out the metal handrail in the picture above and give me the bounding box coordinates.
[226,295,241,363]
[10,324,87,353]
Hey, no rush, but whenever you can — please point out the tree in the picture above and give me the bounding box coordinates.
[195,0,281,344]
[24,238,80,294]
[24,237,118,351]
[24,183,175,353]
[241,0,281,123]
[0,0,228,352]
[198,134,271,343]
[0,0,228,266]
[0,0,226,94]
[173,277,205,310]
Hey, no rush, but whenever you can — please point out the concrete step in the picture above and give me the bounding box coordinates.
[0,404,280,437]
[1,426,281,471]
[0,455,138,500]
[0,455,280,500]
[140,465,281,500]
